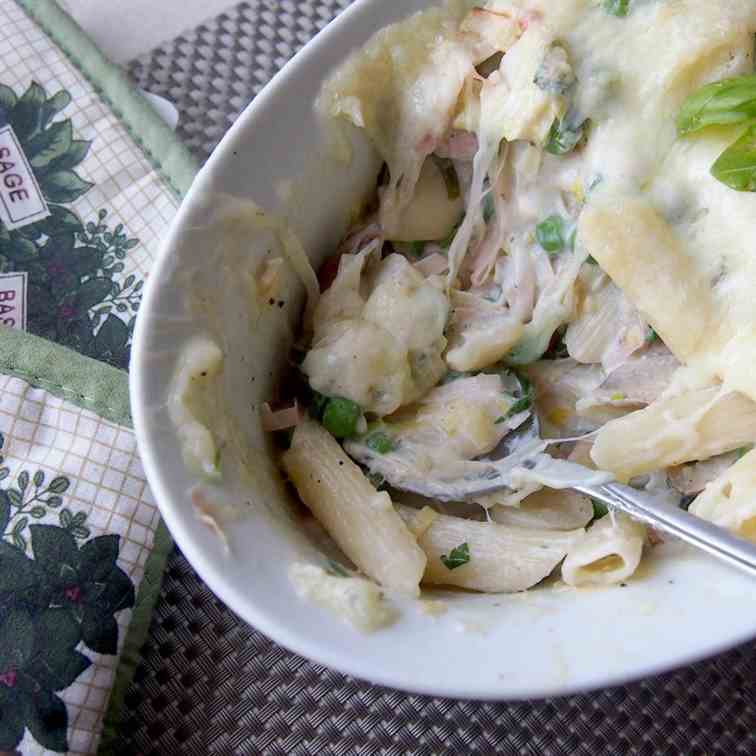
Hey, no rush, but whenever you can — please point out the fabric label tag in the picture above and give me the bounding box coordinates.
[0,124,50,229]
[0,271,27,330]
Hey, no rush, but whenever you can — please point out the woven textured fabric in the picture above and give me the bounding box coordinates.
[120,2,756,753]
[127,0,352,162]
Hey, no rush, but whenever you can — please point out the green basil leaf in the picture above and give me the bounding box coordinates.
[710,124,756,191]
[677,74,756,136]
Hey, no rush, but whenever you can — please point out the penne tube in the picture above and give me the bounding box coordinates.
[562,513,646,587]
[282,419,426,596]
[492,488,593,531]
[591,388,756,482]
[398,505,583,593]
[578,195,713,361]
[690,448,756,542]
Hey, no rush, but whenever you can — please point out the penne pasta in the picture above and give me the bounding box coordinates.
[591,387,756,482]
[690,448,756,542]
[282,419,426,596]
[398,505,583,593]
[562,513,646,587]
[577,196,713,361]
[492,488,593,531]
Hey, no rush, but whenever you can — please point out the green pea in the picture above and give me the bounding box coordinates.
[322,397,362,438]
[536,215,565,253]
[366,431,395,454]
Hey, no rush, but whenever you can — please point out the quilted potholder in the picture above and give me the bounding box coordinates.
[0,1,197,753]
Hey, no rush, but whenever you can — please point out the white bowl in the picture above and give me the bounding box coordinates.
[131,0,756,700]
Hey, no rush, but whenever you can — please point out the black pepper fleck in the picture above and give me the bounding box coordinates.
[268,298,275,305]
[278,300,285,308]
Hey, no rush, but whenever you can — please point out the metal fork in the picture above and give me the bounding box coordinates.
[392,416,756,578]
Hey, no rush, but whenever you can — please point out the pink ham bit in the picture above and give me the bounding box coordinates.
[336,217,382,257]
[435,130,478,161]
[261,400,302,432]
[415,133,438,154]
[518,10,542,31]
[647,528,665,546]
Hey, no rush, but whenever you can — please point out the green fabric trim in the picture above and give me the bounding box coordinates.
[98,519,173,755]
[0,327,132,426]
[17,0,198,198]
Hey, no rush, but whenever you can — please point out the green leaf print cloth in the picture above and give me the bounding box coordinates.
[0,1,197,753]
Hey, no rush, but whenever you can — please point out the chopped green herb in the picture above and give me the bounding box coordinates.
[545,116,585,155]
[679,494,696,511]
[610,392,626,402]
[587,255,599,266]
[367,471,386,490]
[736,445,754,460]
[494,416,506,424]
[432,156,461,200]
[326,559,350,577]
[500,372,534,419]
[441,371,467,384]
[566,225,577,251]
[440,216,463,249]
[535,215,566,253]
[602,0,630,16]
[645,326,658,344]
[366,431,395,454]
[710,124,756,191]
[482,191,495,223]
[592,499,609,519]
[507,395,533,416]
[440,542,470,570]
[322,397,362,438]
[677,74,756,136]
[408,240,425,258]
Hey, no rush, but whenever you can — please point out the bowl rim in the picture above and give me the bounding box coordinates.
[130,0,756,701]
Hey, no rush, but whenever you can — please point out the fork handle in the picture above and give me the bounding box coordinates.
[576,482,756,579]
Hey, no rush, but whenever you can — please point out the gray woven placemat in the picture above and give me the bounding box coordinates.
[121,2,756,753]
